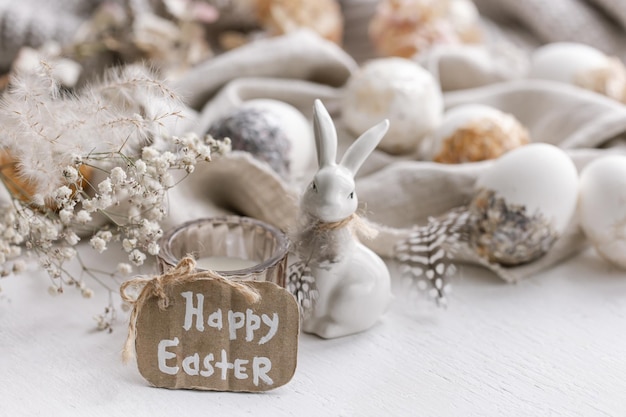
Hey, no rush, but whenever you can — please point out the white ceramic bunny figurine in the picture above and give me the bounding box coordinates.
[296,99,392,339]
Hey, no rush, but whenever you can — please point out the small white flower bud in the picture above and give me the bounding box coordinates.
[110,167,127,185]
[98,178,113,194]
[129,249,146,266]
[62,166,79,183]
[147,241,160,255]
[117,262,133,275]
[90,236,107,253]
[76,210,92,224]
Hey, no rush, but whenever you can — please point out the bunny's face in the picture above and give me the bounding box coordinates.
[302,165,358,223]
[303,100,389,223]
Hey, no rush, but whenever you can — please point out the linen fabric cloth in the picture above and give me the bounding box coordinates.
[162,29,626,282]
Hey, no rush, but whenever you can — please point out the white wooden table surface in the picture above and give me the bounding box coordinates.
[1,247,625,417]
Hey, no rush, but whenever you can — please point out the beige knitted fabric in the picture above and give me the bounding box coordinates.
[161,31,626,283]
[473,0,626,59]
[3,0,626,70]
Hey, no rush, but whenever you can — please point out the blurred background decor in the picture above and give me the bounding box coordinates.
[1,0,626,318]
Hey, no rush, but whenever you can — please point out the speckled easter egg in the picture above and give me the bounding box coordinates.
[469,143,579,265]
[368,0,482,58]
[208,107,292,178]
[342,57,443,155]
[240,99,314,180]
[422,104,530,163]
[255,0,344,44]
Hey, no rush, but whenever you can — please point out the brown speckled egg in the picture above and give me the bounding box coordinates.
[422,104,529,163]
[369,0,482,58]
[255,0,344,44]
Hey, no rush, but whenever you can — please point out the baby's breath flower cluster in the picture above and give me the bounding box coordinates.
[0,61,230,329]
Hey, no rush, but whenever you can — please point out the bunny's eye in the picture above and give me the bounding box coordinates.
[348,191,354,199]
[311,182,318,192]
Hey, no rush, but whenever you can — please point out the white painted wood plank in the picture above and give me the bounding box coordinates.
[1,248,625,416]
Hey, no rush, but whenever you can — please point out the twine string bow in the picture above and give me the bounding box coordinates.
[119,256,261,363]
[313,213,379,240]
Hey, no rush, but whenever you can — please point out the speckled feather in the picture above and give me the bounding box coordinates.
[287,260,319,314]
[395,208,469,306]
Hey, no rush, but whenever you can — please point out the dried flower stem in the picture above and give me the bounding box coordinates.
[0,61,230,330]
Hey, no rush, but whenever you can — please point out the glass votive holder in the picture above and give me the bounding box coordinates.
[158,216,290,287]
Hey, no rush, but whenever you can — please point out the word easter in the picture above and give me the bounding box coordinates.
[158,338,273,386]
[154,291,280,387]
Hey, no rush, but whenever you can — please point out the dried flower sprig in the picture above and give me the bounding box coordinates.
[0,61,230,328]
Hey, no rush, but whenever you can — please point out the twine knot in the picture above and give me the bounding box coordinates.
[119,256,261,364]
[314,213,379,240]
[315,213,356,231]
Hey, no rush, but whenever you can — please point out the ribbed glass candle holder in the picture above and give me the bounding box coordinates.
[158,216,289,287]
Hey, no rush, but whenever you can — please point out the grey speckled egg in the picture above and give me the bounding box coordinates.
[208,107,291,178]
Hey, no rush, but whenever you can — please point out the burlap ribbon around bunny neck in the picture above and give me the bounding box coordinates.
[313,213,379,239]
[119,257,261,363]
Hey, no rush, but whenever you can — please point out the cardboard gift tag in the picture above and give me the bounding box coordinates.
[122,258,300,392]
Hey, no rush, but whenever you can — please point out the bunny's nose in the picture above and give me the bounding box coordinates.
[316,204,344,223]
[313,197,355,223]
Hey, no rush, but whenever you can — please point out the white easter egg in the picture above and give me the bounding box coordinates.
[342,57,443,155]
[422,104,529,163]
[579,154,626,269]
[529,42,610,84]
[477,143,578,232]
[240,99,315,180]
[448,0,483,42]
[470,143,579,265]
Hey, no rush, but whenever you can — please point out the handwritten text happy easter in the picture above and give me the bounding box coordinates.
[157,291,279,387]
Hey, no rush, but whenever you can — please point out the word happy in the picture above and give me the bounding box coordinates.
[156,291,280,387]
[180,291,279,343]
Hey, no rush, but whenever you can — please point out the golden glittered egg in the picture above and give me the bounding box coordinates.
[369,0,482,58]
[421,104,530,164]
[255,0,344,44]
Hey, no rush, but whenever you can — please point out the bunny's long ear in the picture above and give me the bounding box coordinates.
[340,119,389,176]
[313,99,338,167]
